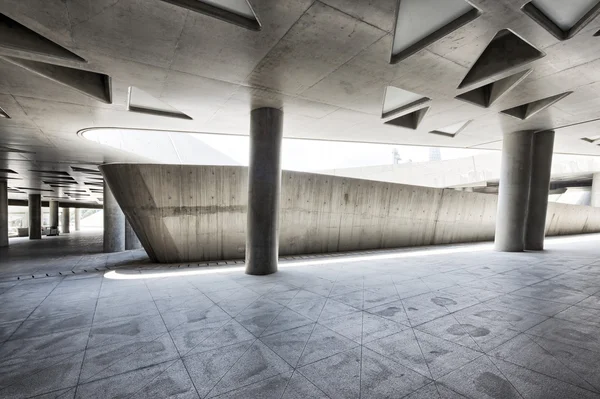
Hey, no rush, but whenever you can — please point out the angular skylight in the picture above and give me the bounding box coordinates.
[385,107,429,130]
[0,106,9,119]
[582,135,600,143]
[500,91,572,120]
[523,0,600,40]
[391,0,480,64]
[128,87,192,120]
[458,30,544,89]
[160,0,260,30]
[455,69,532,108]
[0,13,85,62]
[202,0,255,18]
[382,86,430,119]
[429,120,471,137]
[2,57,112,103]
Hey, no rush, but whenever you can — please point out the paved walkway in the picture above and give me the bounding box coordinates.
[1,233,600,398]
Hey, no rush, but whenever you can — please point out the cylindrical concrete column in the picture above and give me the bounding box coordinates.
[28,194,42,240]
[61,207,71,234]
[0,181,8,247]
[49,200,59,229]
[591,173,600,207]
[245,107,283,275]
[495,131,534,252]
[74,208,81,231]
[525,130,555,251]
[103,181,125,253]
[125,218,142,250]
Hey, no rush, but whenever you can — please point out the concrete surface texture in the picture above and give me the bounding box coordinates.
[101,163,600,263]
[124,218,142,251]
[494,131,535,252]
[246,107,283,276]
[102,182,125,253]
[1,231,600,398]
[27,193,41,240]
[4,0,600,207]
[0,180,7,247]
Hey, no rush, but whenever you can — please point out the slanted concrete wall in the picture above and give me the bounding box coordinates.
[100,164,600,263]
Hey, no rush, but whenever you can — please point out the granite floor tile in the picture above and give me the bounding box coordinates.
[297,324,359,366]
[490,334,598,392]
[74,359,178,399]
[183,341,253,398]
[360,348,432,398]
[79,333,179,383]
[436,355,522,399]
[298,347,361,399]
[281,371,328,399]
[491,357,600,399]
[208,340,292,397]
[260,323,315,367]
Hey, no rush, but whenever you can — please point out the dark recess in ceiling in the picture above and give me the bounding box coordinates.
[385,107,429,130]
[458,29,544,89]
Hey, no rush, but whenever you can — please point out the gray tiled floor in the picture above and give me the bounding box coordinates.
[1,231,600,398]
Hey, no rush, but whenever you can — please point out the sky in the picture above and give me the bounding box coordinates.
[194,133,491,171]
[83,128,492,171]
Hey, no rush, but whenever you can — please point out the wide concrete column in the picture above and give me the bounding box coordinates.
[28,194,42,240]
[125,218,142,250]
[525,131,555,251]
[495,131,534,252]
[49,200,59,229]
[0,181,8,247]
[61,207,71,234]
[74,208,81,231]
[245,107,283,275]
[103,181,125,253]
[591,173,600,207]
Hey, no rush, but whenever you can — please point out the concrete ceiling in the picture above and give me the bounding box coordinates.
[2,0,600,205]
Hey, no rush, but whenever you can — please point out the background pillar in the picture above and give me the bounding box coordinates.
[591,173,600,207]
[495,131,534,252]
[245,107,283,275]
[61,207,71,234]
[49,200,59,229]
[125,218,142,250]
[0,181,8,247]
[28,194,42,240]
[75,208,81,231]
[525,131,555,250]
[103,181,125,253]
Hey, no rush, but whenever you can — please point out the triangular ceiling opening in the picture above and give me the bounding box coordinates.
[159,0,260,30]
[0,106,9,119]
[385,107,429,130]
[2,56,111,103]
[500,91,572,120]
[458,29,544,89]
[382,86,430,119]
[391,0,480,64]
[0,13,85,62]
[430,120,471,137]
[128,87,193,120]
[522,0,600,41]
[456,69,532,108]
